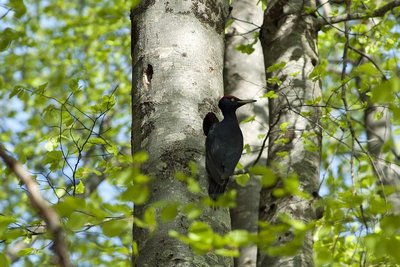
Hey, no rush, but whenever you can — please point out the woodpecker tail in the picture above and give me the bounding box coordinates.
[208,176,229,201]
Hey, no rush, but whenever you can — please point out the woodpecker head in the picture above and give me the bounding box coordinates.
[218,95,256,113]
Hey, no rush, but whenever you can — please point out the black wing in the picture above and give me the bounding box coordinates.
[205,121,244,200]
[203,112,219,136]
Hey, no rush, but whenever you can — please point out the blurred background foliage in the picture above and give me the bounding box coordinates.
[1,0,137,266]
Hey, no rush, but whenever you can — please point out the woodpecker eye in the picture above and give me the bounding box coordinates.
[230,98,235,102]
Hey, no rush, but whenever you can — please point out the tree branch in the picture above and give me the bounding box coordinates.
[0,145,72,267]
[317,0,400,26]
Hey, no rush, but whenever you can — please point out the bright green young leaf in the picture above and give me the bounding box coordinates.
[44,136,59,151]
[280,122,289,132]
[16,248,37,257]
[262,91,278,99]
[235,173,250,187]
[188,161,198,176]
[183,203,202,220]
[227,230,251,246]
[132,151,149,163]
[214,248,239,257]
[267,76,282,85]
[89,137,106,145]
[267,62,286,73]
[215,190,236,208]
[241,115,256,123]
[75,180,85,194]
[187,178,201,194]
[144,207,157,231]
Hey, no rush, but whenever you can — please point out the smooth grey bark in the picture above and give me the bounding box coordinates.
[130,1,231,266]
[258,0,321,266]
[223,1,266,266]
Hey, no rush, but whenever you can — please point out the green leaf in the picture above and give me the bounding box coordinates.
[315,246,332,264]
[267,76,282,85]
[75,180,85,194]
[236,44,255,55]
[354,62,381,77]
[303,5,315,14]
[120,184,149,204]
[132,151,148,163]
[250,165,276,188]
[66,212,88,230]
[235,173,250,187]
[35,82,48,94]
[243,143,251,154]
[17,248,36,257]
[262,91,278,99]
[132,241,139,257]
[44,136,59,151]
[183,203,202,220]
[133,173,150,184]
[0,216,17,233]
[143,207,157,231]
[102,219,128,237]
[241,115,255,123]
[9,0,27,18]
[308,59,327,80]
[215,190,236,208]
[9,86,23,98]
[187,178,201,194]
[54,197,85,217]
[370,77,400,103]
[161,203,178,222]
[0,28,18,52]
[380,215,400,235]
[188,161,198,176]
[276,151,289,157]
[0,253,10,267]
[75,167,102,179]
[215,248,239,257]
[43,150,63,164]
[280,122,289,132]
[89,137,106,145]
[227,230,251,246]
[267,62,286,73]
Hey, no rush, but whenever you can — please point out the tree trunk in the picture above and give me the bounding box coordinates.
[223,1,266,266]
[130,1,231,266]
[363,101,400,213]
[258,0,321,266]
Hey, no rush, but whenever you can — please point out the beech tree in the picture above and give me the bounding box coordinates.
[0,0,400,267]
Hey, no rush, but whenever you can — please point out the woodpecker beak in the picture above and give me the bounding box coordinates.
[237,99,257,106]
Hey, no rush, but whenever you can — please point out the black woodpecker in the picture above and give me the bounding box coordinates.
[203,95,256,200]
